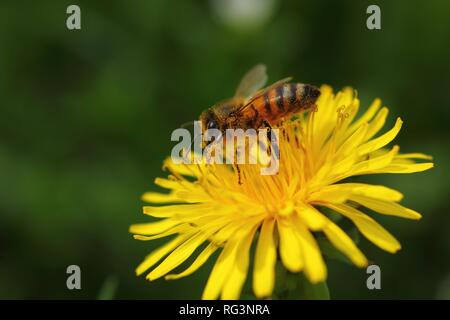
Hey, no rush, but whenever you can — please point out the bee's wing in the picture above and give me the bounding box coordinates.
[234,64,268,99]
[235,77,293,113]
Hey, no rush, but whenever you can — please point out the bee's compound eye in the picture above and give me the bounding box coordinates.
[207,120,218,130]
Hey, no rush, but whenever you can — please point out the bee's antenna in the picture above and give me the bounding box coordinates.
[191,132,201,152]
[203,132,224,164]
[180,121,195,129]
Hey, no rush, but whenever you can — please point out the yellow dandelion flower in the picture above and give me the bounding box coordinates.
[130,85,433,300]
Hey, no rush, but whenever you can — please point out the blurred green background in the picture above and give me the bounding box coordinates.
[0,0,449,299]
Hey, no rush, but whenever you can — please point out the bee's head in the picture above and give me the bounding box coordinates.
[200,109,219,130]
[199,109,221,148]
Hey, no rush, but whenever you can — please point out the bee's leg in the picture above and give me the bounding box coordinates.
[262,120,272,130]
[235,164,242,185]
[233,139,242,185]
[234,136,240,165]
[262,120,272,155]
[203,144,212,164]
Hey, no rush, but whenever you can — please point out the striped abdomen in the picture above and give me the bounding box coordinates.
[244,83,320,127]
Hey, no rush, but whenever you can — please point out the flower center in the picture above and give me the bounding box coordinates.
[278,200,295,216]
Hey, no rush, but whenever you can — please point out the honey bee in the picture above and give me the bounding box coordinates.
[199,64,320,139]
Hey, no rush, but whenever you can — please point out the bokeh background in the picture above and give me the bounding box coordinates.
[0,0,449,299]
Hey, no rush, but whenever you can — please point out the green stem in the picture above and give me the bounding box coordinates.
[272,262,330,300]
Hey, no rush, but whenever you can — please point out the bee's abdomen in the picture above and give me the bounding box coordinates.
[252,83,320,124]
